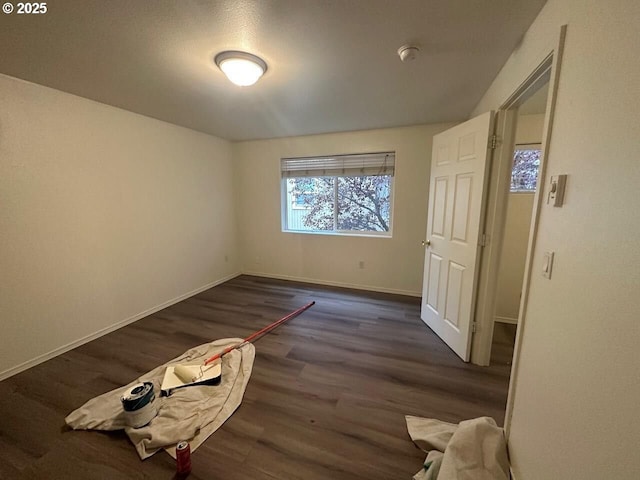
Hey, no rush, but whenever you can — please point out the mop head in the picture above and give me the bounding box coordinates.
[160,362,221,396]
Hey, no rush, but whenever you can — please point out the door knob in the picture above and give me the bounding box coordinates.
[422,240,431,247]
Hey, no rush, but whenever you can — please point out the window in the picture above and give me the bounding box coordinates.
[281,152,394,235]
[511,144,541,192]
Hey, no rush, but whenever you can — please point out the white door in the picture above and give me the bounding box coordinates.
[421,112,495,361]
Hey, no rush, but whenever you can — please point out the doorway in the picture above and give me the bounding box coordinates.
[419,27,566,397]
[490,82,549,369]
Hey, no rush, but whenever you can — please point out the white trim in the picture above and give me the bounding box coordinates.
[504,25,567,439]
[495,315,518,325]
[242,270,422,297]
[0,272,241,381]
[281,229,392,239]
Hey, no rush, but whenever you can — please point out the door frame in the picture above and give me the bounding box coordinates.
[470,25,567,435]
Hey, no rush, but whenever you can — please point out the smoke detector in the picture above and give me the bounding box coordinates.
[397,44,420,62]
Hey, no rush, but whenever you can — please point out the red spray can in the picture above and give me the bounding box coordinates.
[176,440,192,477]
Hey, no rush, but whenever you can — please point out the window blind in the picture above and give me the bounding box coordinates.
[281,152,395,178]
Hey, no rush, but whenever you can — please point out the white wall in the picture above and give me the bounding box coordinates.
[233,124,452,296]
[473,1,640,479]
[514,114,545,145]
[495,114,544,321]
[494,194,533,322]
[0,74,239,379]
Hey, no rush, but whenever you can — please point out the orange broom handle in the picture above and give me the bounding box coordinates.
[203,301,315,366]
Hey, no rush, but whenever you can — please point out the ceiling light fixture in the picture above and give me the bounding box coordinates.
[214,51,267,87]
[397,44,420,62]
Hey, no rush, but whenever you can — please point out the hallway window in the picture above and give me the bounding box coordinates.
[511,144,541,192]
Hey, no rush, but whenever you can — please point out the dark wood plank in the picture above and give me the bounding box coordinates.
[0,275,514,479]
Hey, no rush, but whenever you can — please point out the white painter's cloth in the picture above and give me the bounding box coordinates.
[406,416,509,480]
[65,338,254,460]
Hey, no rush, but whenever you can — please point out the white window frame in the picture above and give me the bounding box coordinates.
[280,152,395,237]
[510,143,542,193]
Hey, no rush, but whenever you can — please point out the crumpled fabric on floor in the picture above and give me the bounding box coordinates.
[65,338,254,460]
[406,416,509,480]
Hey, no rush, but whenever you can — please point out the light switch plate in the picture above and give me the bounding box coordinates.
[548,175,567,207]
[542,251,555,279]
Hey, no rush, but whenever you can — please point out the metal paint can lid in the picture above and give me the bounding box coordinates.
[121,382,155,412]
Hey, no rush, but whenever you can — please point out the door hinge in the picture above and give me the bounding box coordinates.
[479,233,488,247]
[472,322,477,333]
[490,134,498,150]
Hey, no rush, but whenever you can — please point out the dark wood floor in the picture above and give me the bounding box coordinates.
[0,276,515,479]
[491,321,517,369]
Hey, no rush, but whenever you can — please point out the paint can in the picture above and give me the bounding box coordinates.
[176,440,192,477]
[121,382,157,428]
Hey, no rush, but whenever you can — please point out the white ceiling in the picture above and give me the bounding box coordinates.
[0,0,546,141]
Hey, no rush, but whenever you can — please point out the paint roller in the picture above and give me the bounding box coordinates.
[164,301,315,390]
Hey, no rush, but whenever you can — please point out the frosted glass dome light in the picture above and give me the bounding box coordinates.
[215,51,267,87]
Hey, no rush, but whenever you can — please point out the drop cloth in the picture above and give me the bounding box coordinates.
[406,416,509,480]
[65,338,254,460]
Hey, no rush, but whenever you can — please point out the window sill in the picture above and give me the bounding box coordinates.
[282,229,392,239]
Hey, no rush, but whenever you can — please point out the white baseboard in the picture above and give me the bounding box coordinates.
[0,272,241,381]
[242,270,422,297]
[495,315,519,325]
